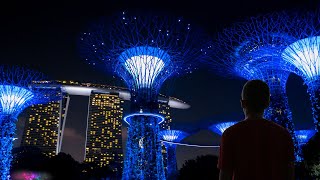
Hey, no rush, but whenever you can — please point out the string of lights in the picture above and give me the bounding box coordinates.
[0,66,60,180]
[281,12,320,131]
[79,10,206,180]
[204,12,300,160]
[159,130,189,179]
[294,129,316,161]
[161,140,219,148]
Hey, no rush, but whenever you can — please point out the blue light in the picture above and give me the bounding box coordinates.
[281,35,320,131]
[282,36,320,81]
[208,122,238,136]
[0,85,34,117]
[159,130,188,179]
[204,12,301,161]
[0,115,17,180]
[160,140,220,148]
[119,46,170,89]
[295,130,316,145]
[123,113,165,180]
[123,113,165,125]
[294,129,316,162]
[0,66,60,179]
[79,11,206,180]
[159,130,188,143]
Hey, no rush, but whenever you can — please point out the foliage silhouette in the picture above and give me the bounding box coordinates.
[178,155,219,180]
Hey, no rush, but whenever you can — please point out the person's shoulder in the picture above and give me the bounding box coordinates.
[222,121,245,136]
[264,119,291,136]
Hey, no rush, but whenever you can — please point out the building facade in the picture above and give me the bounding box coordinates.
[20,80,188,172]
[84,91,124,172]
[158,101,172,130]
[21,87,67,157]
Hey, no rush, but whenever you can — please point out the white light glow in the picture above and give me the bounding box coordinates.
[159,130,189,143]
[168,100,190,109]
[0,85,34,114]
[139,137,144,149]
[123,113,165,125]
[62,86,98,96]
[282,36,320,79]
[216,122,236,134]
[124,55,165,88]
[209,122,238,136]
[297,135,307,139]
[163,135,178,142]
[295,130,316,145]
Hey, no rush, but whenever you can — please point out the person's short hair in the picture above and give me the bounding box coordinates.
[241,80,270,112]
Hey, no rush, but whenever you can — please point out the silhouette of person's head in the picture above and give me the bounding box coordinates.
[241,80,270,115]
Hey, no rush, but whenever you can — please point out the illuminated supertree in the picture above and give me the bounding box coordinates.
[0,66,59,180]
[208,122,238,136]
[281,11,320,132]
[204,12,300,157]
[159,130,189,179]
[79,11,205,180]
[295,129,316,161]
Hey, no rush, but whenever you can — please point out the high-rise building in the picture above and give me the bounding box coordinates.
[20,87,67,157]
[20,80,189,171]
[159,101,172,130]
[84,91,124,172]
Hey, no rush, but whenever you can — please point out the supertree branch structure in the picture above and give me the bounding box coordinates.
[204,12,300,159]
[281,12,320,131]
[79,11,205,180]
[294,129,316,161]
[0,66,59,180]
[208,122,238,136]
[159,130,189,179]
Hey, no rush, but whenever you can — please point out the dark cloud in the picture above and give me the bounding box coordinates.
[61,127,86,162]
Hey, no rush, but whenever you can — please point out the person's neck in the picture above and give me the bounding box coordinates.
[244,112,264,120]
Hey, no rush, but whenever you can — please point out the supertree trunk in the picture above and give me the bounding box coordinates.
[0,115,16,180]
[307,81,320,132]
[166,145,178,180]
[122,115,165,180]
[264,87,299,161]
[78,12,204,180]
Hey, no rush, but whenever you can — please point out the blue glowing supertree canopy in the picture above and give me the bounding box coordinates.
[280,11,320,131]
[159,130,189,143]
[0,66,58,118]
[281,11,320,83]
[295,130,316,145]
[283,36,320,82]
[79,11,206,180]
[0,66,60,180]
[79,11,205,112]
[204,12,300,160]
[204,12,296,117]
[159,130,189,179]
[204,12,297,79]
[208,122,238,136]
[294,129,316,162]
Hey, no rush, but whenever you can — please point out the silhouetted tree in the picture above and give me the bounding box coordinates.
[43,152,82,180]
[178,155,219,180]
[11,146,49,173]
[82,161,120,180]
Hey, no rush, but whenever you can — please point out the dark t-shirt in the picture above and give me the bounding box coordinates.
[218,119,294,180]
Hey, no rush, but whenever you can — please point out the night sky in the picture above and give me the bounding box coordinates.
[2,0,319,169]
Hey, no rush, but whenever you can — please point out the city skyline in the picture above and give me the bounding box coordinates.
[2,0,319,170]
[17,80,185,170]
